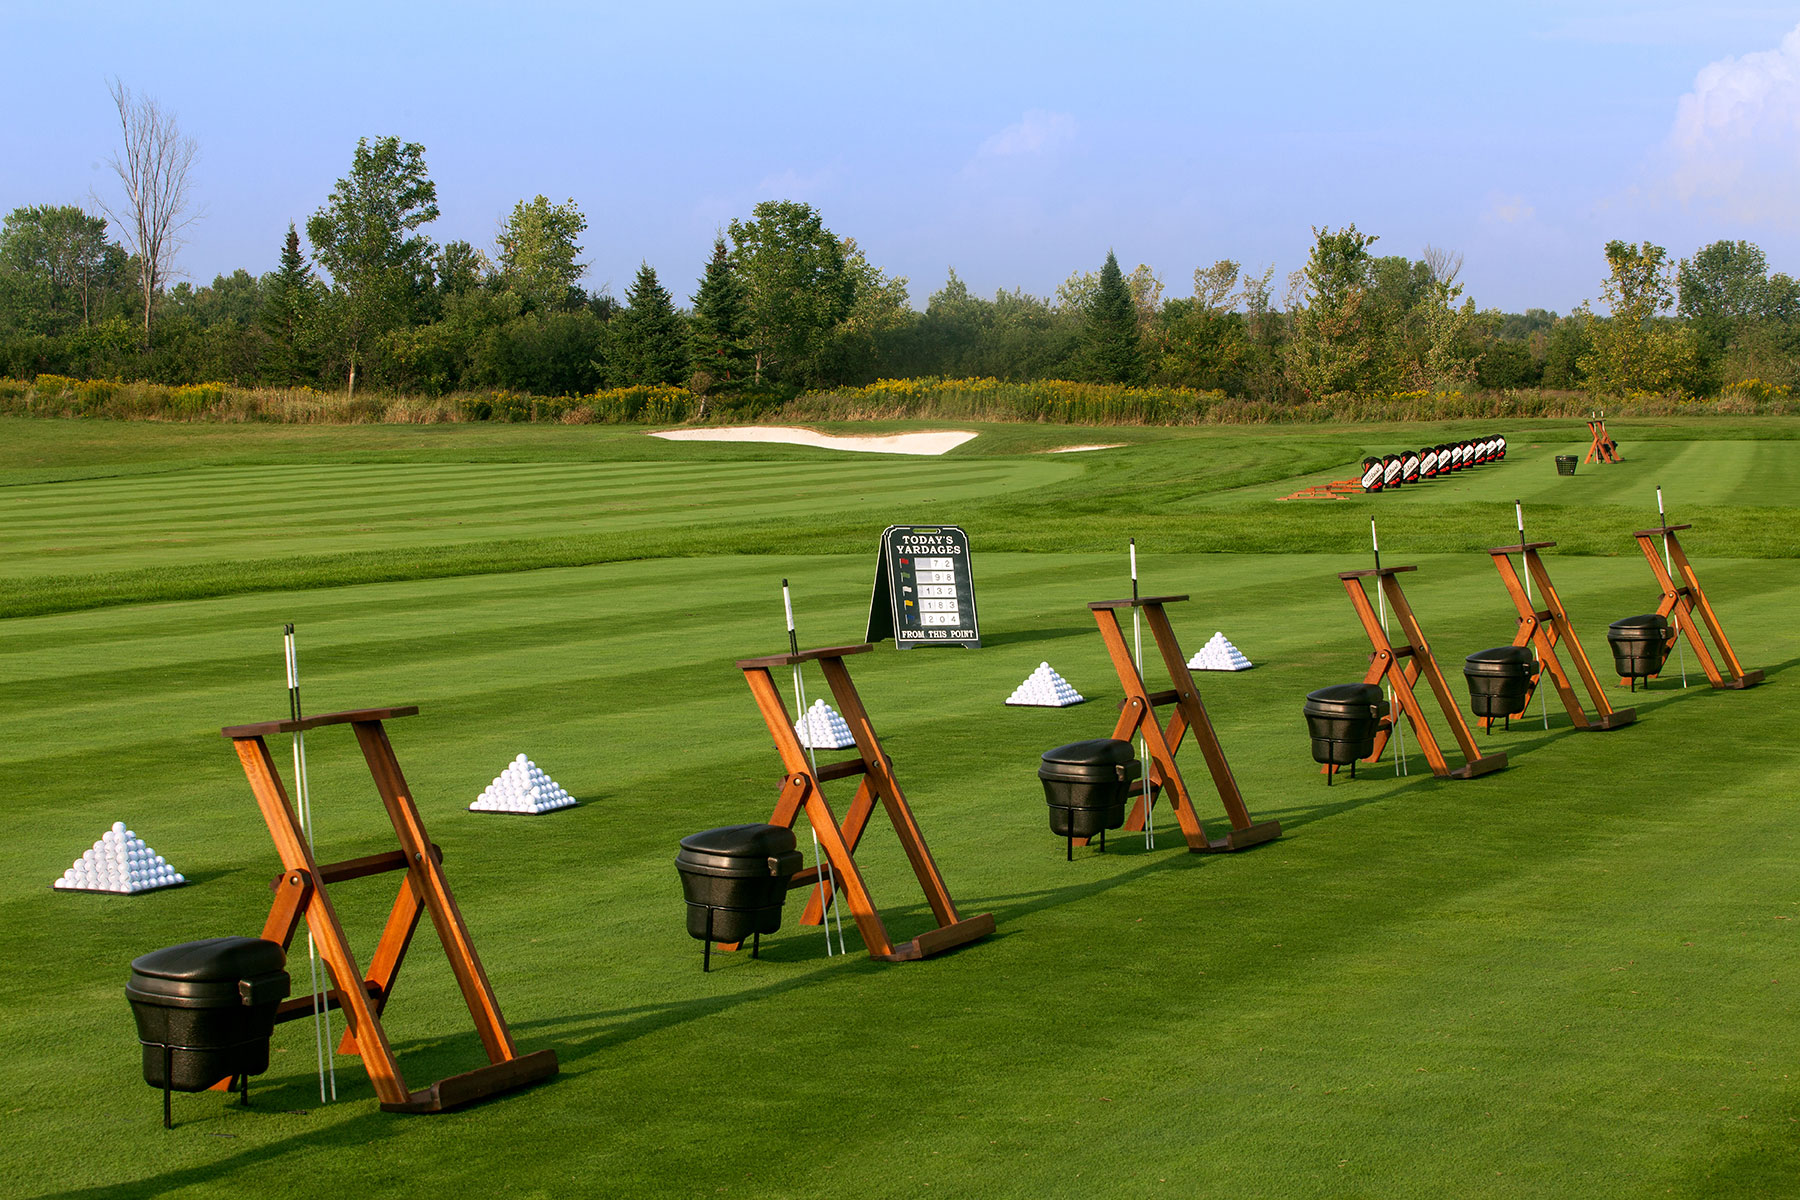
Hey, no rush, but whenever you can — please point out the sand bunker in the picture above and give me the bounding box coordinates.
[1044,444,1124,453]
[650,426,978,456]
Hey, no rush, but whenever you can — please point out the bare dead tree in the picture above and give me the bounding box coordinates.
[98,79,198,347]
[1423,243,1464,288]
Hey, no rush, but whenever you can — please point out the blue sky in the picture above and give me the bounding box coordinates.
[7,1,1800,314]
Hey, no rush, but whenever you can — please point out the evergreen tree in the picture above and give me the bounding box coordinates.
[687,236,752,401]
[607,262,686,386]
[259,223,316,384]
[1084,250,1144,384]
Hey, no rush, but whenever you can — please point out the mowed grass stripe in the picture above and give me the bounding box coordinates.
[0,457,1076,580]
[0,458,1030,538]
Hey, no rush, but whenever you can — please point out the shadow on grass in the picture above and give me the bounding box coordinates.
[38,1080,424,1200]
[509,959,890,1064]
[976,625,1094,648]
[956,838,1209,926]
[43,953,877,1199]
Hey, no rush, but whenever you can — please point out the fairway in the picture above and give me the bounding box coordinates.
[0,457,1077,579]
[2,417,1797,1198]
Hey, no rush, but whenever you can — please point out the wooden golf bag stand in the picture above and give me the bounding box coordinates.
[1338,568,1507,779]
[733,645,994,962]
[1585,418,1621,464]
[1633,524,1763,689]
[1485,542,1636,730]
[1078,597,1280,853]
[221,706,558,1113]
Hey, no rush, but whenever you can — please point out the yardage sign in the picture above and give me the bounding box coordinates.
[865,525,981,648]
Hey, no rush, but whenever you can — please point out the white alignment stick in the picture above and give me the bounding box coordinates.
[1516,502,1547,729]
[1658,487,1688,687]
[1371,520,1407,775]
[783,582,843,955]
[285,626,335,1102]
[1131,540,1151,848]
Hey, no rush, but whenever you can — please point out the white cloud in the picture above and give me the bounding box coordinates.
[1484,193,1537,225]
[1665,21,1800,225]
[977,110,1077,159]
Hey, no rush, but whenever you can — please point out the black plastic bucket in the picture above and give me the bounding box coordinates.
[676,824,804,968]
[1608,615,1670,687]
[1040,739,1140,856]
[1463,646,1536,720]
[127,937,289,1127]
[1303,684,1386,778]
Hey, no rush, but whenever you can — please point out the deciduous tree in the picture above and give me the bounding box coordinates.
[1578,240,1698,397]
[728,201,852,385]
[306,136,439,395]
[0,205,115,333]
[820,238,910,384]
[496,195,587,311]
[1283,224,1378,398]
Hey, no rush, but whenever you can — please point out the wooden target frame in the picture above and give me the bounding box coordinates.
[1485,541,1636,731]
[1338,567,1508,780]
[220,706,557,1113]
[1585,418,1622,464]
[1080,596,1280,853]
[732,644,994,963]
[1633,524,1763,690]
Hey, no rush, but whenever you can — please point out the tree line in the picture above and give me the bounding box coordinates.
[4,114,1797,405]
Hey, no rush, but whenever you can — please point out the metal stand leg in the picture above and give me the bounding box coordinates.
[1099,828,1106,853]
[162,1044,172,1129]
[1066,835,1072,861]
[239,1073,250,1107]
[752,932,760,960]
[703,908,713,973]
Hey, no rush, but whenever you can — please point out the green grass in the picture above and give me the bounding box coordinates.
[2,415,1798,1197]
[6,416,1799,620]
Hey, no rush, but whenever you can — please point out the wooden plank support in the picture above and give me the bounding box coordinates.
[222,706,557,1113]
[729,646,994,962]
[1633,524,1762,690]
[1082,596,1281,853]
[1485,542,1636,731]
[1584,418,1622,464]
[1338,567,1507,780]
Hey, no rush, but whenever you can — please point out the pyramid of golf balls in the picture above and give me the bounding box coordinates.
[1006,662,1086,707]
[54,822,185,893]
[796,699,856,750]
[470,754,577,814]
[1187,632,1253,672]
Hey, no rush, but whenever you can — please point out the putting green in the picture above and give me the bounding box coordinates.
[1,417,1798,1197]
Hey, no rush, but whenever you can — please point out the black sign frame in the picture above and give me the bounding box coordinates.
[865,524,981,649]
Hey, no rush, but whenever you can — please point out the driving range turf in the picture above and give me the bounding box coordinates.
[1,415,1796,1197]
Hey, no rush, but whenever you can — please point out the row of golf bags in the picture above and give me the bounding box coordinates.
[1360,436,1506,492]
